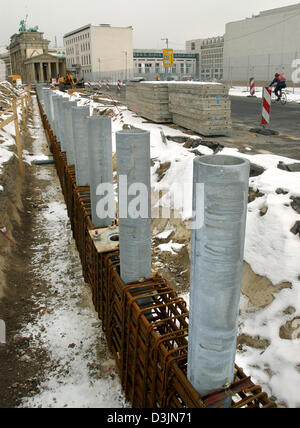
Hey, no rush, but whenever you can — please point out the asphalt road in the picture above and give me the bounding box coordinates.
[231,95,300,137]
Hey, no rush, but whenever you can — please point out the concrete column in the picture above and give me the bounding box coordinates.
[72,106,90,186]
[52,95,62,141]
[62,100,78,165]
[47,62,51,81]
[188,154,250,407]
[48,90,55,129]
[42,88,50,118]
[116,129,152,284]
[56,96,66,150]
[39,62,43,83]
[37,84,44,105]
[31,63,35,83]
[55,62,59,79]
[87,116,114,227]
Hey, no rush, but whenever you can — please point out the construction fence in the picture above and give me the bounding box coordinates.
[35,89,277,409]
[224,51,300,86]
[0,85,32,177]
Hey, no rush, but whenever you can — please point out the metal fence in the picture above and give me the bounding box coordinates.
[83,69,134,84]
[82,68,197,83]
[224,51,300,86]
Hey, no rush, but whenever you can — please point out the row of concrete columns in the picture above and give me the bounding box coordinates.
[37,85,250,407]
[38,85,152,284]
[27,62,60,83]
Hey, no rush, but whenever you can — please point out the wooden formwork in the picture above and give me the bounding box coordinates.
[36,90,277,409]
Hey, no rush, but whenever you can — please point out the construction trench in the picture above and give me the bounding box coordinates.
[34,85,277,409]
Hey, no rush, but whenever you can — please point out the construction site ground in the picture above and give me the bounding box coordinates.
[0,87,299,408]
[0,96,126,408]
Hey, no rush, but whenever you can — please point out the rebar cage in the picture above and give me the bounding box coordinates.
[37,92,276,409]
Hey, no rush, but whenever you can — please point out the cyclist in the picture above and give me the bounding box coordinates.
[269,72,287,101]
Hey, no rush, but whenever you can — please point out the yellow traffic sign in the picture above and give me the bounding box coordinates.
[163,49,174,68]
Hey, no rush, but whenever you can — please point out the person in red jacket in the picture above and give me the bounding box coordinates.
[269,73,287,101]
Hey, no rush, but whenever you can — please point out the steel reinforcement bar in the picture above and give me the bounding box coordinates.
[36,91,277,409]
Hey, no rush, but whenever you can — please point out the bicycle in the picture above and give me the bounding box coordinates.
[271,88,287,105]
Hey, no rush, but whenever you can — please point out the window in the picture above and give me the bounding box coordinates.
[191,42,195,50]
[145,63,152,73]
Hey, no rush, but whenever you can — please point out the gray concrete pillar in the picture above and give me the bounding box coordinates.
[31,63,35,83]
[42,88,50,118]
[116,129,152,284]
[188,154,250,407]
[48,90,55,129]
[51,95,62,142]
[39,62,43,83]
[87,116,114,227]
[62,100,78,165]
[47,62,51,81]
[72,106,90,186]
[36,84,42,103]
[55,62,59,79]
[56,96,66,150]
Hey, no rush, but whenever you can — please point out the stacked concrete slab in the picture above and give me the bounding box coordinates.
[168,82,231,136]
[126,82,172,123]
[126,82,140,114]
[169,82,232,136]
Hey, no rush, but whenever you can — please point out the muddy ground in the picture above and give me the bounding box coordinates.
[0,97,124,409]
[0,116,48,407]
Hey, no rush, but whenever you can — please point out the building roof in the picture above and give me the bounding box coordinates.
[64,24,91,39]
[64,23,133,39]
[260,3,300,16]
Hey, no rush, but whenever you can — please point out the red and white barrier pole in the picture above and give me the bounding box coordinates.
[106,80,110,90]
[99,80,102,89]
[88,80,91,88]
[249,78,255,96]
[261,87,272,126]
[117,80,121,91]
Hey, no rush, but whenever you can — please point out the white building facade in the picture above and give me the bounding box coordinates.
[133,49,197,80]
[63,24,133,81]
[186,37,224,81]
[223,3,300,84]
[0,47,10,81]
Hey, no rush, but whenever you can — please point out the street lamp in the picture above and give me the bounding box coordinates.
[161,37,169,49]
[98,58,101,79]
[123,51,128,82]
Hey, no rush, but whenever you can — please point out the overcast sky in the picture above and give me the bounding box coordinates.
[1,0,299,49]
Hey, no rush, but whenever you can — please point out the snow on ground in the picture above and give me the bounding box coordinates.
[74,94,299,407]
[0,82,26,185]
[157,242,185,255]
[0,145,14,174]
[0,111,19,176]
[25,89,300,407]
[230,86,300,103]
[0,115,19,181]
[19,96,128,408]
